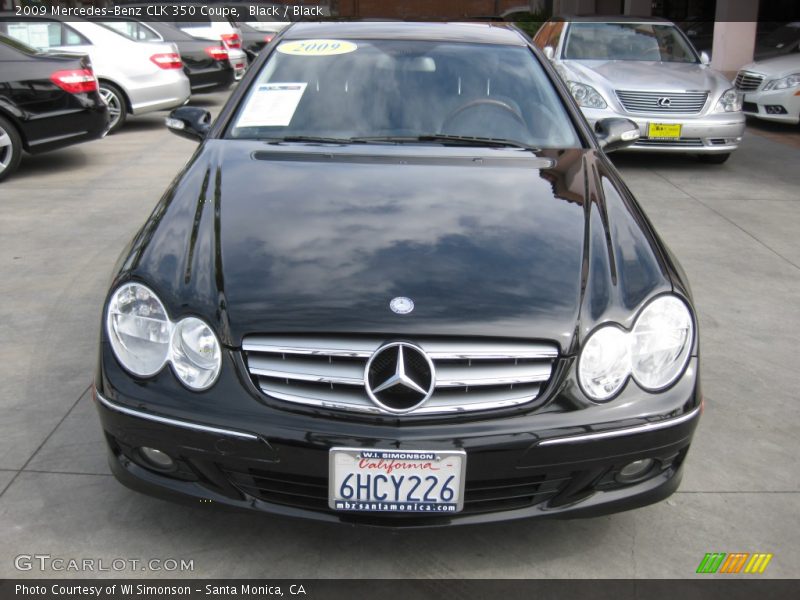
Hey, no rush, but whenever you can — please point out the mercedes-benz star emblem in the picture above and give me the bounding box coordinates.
[657,97,672,107]
[389,296,414,314]
[365,342,435,413]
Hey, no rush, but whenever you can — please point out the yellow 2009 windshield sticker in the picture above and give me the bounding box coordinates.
[277,39,358,56]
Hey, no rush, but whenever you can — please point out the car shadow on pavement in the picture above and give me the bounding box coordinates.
[188,97,226,107]
[10,148,89,182]
[608,153,721,172]
[108,488,622,577]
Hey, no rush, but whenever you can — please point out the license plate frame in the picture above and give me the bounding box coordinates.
[647,122,682,139]
[328,448,467,514]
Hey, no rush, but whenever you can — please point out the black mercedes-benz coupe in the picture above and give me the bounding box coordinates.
[95,22,702,527]
[0,34,108,181]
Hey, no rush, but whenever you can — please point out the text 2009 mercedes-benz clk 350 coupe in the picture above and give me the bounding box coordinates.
[94,22,701,527]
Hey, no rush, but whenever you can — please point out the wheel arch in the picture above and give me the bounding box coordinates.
[0,106,28,152]
[97,77,133,115]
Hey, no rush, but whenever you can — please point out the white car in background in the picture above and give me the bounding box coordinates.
[0,15,190,133]
[122,3,248,80]
[735,53,800,124]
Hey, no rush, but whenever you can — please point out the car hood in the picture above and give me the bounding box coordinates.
[739,53,800,78]
[117,142,671,353]
[562,59,727,92]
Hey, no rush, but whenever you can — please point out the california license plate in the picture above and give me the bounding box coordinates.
[648,123,682,139]
[329,448,466,513]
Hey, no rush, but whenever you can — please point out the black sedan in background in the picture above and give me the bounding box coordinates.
[96,22,701,527]
[90,19,235,94]
[238,22,275,61]
[0,34,107,181]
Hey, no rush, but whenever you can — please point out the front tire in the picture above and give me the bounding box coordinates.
[98,82,127,134]
[0,115,23,182]
[697,153,731,164]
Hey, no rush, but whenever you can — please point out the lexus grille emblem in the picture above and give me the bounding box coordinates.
[365,342,435,413]
[657,97,672,107]
[389,296,414,314]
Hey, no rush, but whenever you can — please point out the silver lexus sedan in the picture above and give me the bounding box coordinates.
[534,16,745,163]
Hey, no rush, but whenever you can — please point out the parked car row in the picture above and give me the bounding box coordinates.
[0,10,285,181]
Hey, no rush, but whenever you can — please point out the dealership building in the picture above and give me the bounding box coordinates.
[1,0,797,76]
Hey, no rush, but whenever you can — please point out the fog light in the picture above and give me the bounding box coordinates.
[617,458,655,483]
[138,447,175,470]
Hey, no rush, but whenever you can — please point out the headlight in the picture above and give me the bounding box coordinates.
[567,81,608,109]
[578,326,630,401]
[714,88,742,112]
[578,295,694,401]
[106,283,170,377]
[106,283,222,390]
[762,73,800,91]
[170,317,222,390]
[630,296,693,391]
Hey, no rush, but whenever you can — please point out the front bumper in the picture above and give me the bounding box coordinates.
[94,355,701,527]
[742,88,800,124]
[582,107,745,153]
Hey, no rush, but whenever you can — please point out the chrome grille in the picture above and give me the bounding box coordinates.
[634,137,704,147]
[615,90,709,114]
[242,335,558,415]
[734,71,764,91]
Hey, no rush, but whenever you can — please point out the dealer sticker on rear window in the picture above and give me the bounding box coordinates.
[235,82,307,128]
[277,39,358,56]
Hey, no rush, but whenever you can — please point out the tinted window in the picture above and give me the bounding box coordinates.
[0,21,89,49]
[229,39,579,148]
[0,32,38,56]
[101,21,161,42]
[564,23,698,62]
[760,22,800,48]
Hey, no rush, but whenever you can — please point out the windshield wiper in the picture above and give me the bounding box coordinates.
[266,136,367,145]
[351,134,540,152]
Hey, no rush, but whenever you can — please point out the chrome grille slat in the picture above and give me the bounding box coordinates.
[256,379,543,414]
[634,137,704,147]
[243,336,558,415]
[248,355,365,386]
[734,71,764,92]
[615,90,709,114]
[434,362,552,387]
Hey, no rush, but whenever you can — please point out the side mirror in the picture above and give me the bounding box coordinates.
[700,51,710,65]
[543,46,555,60]
[166,106,211,142]
[595,118,640,153]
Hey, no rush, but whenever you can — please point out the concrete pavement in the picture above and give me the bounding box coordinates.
[0,92,798,579]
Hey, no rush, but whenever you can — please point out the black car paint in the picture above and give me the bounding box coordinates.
[95,22,701,526]
[0,36,108,154]
[238,22,273,61]
[90,18,235,94]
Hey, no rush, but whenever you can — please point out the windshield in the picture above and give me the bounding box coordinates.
[228,39,579,148]
[563,23,699,63]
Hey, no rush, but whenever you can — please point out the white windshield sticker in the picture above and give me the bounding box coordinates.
[236,83,307,128]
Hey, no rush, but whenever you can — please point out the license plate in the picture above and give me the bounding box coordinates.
[648,123,682,139]
[329,448,466,513]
